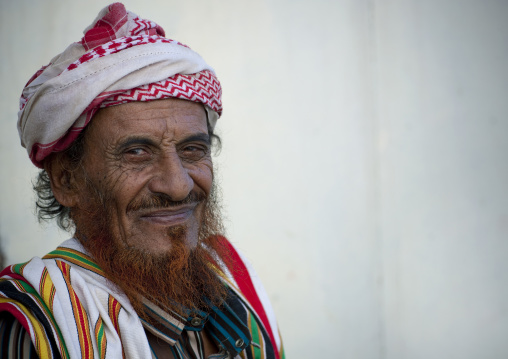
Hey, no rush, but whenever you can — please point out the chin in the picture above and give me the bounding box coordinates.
[125,225,200,254]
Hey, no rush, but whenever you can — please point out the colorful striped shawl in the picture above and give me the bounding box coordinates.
[0,238,284,359]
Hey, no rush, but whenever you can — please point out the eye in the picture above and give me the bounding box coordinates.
[180,144,209,161]
[126,148,146,156]
[123,147,151,162]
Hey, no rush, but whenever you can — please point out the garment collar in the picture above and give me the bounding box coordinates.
[140,293,251,355]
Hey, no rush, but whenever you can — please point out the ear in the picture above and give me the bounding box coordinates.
[44,155,81,208]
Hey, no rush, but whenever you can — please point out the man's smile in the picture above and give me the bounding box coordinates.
[137,204,198,226]
[7,2,284,358]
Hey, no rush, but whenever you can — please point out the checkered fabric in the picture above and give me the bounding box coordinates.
[18,2,222,168]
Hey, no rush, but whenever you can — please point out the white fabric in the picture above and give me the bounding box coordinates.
[20,238,152,358]
[18,41,213,156]
[15,238,283,358]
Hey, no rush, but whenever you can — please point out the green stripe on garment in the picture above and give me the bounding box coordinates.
[249,312,262,358]
[95,317,107,358]
[14,278,36,294]
[2,277,70,359]
[44,249,103,273]
[11,261,29,275]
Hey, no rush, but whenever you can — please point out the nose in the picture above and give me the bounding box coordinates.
[148,152,193,201]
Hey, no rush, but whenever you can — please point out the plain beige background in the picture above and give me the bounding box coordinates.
[1,1,508,358]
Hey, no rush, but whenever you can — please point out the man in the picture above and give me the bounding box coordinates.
[0,3,284,358]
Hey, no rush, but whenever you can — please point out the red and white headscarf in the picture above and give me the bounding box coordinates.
[17,2,222,168]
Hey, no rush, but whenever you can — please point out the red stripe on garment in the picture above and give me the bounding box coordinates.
[219,236,280,359]
[0,266,14,276]
[1,273,26,282]
[74,293,92,359]
[0,303,32,335]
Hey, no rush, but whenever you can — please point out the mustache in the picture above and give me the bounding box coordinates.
[126,192,206,212]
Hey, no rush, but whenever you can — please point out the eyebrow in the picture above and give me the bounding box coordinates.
[117,133,211,151]
[179,133,211,146]
[118,137,157,150]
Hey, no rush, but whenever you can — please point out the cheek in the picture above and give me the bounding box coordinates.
[191,162,214,194]
[91,167,148,210]
[112,172,152,205]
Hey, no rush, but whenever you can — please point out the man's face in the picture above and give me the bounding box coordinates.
[74,98,213,254]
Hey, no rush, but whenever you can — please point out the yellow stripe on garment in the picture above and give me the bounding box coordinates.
[11,261,29,275]
[39,268,56,311]
[95,317,107,359]
[44,247,104,277]
[5,274,69,358]
[208,262,241,293]
[248,311,265,359]
[0,298,52,358]
[209,262,270,359]
[108,295,126,359]
[278,328,286,359]
[56,260,94,359]
[246,311,256,359]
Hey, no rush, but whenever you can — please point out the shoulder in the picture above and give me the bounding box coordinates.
[215,237,285,358]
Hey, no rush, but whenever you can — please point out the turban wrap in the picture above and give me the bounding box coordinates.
[17,2,222,168]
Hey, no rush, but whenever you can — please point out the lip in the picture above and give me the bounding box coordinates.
[137,204,197,226]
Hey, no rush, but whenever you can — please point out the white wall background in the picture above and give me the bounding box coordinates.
[1,1,507,358]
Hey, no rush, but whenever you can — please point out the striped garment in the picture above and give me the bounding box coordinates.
[0,238,284,359]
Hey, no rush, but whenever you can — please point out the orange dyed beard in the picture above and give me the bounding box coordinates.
[72,180,230,318]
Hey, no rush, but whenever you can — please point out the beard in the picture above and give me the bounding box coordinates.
[71,178,230,319]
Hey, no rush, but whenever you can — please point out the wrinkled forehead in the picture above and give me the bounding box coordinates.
[18,2,221,168]
[84,98,209,146]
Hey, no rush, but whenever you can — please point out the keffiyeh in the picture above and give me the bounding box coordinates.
[17,2,222,168]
